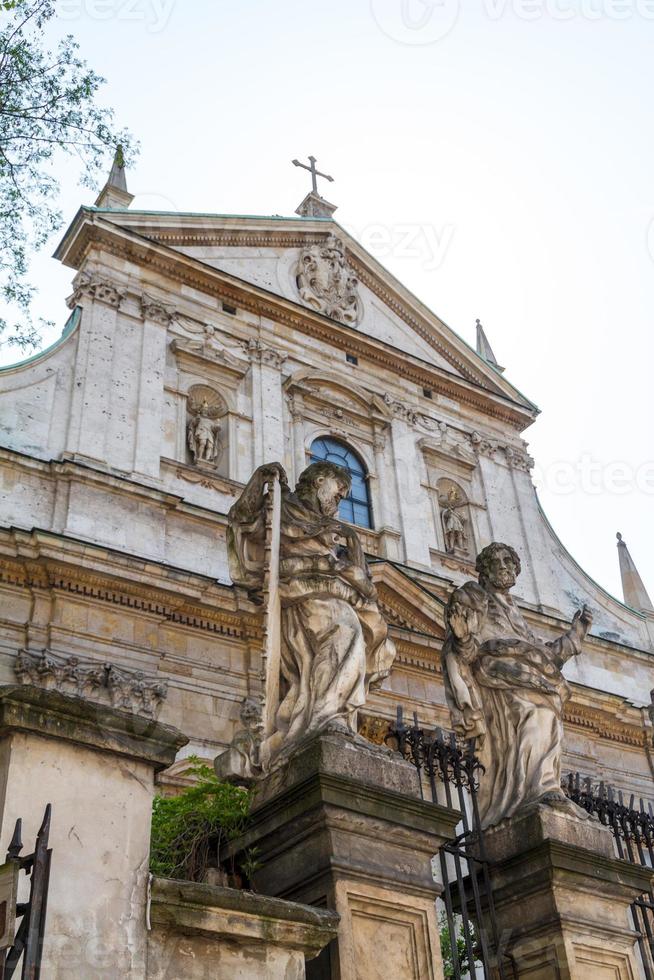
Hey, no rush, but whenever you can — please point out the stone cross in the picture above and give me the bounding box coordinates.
[292,155,334,195]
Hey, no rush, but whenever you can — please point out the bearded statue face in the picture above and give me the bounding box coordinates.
[315,474,349,517]
[485,546,519,592]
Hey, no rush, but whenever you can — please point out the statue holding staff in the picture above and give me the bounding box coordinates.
[224,460,396,774]
[442,541,593,828]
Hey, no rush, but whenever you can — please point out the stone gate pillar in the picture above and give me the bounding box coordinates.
[482,805,653,979]
[225,733,460,980]
[0,684,187,979]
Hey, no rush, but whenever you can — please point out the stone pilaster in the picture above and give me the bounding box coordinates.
[389,416,432,568]
[132,297,172,478]
[65,273,125,466]
[247,336,287,468]
[226,734,459,980]
[482,805,653,979]
[0,685,187,980]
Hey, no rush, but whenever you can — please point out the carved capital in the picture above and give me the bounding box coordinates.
[70,272,125,309]
[382,393,418,425]
[141,294,176,325]
[504,446,535,472]
[14,648,168,720]
[244,339,287,370]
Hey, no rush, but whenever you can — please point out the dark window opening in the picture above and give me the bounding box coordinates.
[309,436,373,529]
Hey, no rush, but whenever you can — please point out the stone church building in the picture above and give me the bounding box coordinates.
[1,156,653,978]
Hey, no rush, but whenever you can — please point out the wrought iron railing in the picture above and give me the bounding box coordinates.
[387,708,507,980]
[387,709,654,980]
[563,773,654,980]
[0,805,52,980]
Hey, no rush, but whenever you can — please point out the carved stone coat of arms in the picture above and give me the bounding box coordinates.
[296,235,362,326]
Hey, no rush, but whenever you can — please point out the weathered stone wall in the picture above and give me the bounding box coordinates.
[0,209,652,802]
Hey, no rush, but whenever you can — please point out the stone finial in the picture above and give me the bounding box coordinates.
[295,191,338,219]
[475,318,505,374]
[95,145,135,209]
[616,532,654,615]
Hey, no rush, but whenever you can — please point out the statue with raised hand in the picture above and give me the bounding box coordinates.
[442,541,593,828]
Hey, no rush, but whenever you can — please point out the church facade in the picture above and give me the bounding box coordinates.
[2,160,654,805]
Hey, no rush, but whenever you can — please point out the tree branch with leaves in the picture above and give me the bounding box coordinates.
[0,0,136,351]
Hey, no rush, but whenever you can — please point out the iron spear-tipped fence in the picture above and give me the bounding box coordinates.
[387,707,508,980]
[0,805,52,980]
[387,709,654,980]
[563,773,654,979]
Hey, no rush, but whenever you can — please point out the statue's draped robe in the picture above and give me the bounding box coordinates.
[442,582,582,828]
[228,488,395,747]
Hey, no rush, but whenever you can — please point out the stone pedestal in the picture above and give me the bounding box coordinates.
[148,877,339,979]
[226,734,460,980]
[482,804,654,979]
[0,685,187,980]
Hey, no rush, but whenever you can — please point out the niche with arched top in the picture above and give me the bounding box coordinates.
[436,477,474,559]
[186,384,229,474]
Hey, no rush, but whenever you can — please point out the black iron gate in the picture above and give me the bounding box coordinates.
[0,805,52,980]
[388,708,508,979]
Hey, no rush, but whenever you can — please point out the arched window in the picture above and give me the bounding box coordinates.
[309,437,373,529]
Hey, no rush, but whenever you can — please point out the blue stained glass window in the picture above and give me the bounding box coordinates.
[309,437,373,529]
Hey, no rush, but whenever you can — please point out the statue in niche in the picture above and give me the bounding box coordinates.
[225,460,396,772]
[186,390,222,466]
[440,486,468,554]
[296,234,361,326]
[442,542,593,828]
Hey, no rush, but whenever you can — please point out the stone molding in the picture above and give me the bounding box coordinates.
[0,684,187,771]
[149,877,339,958]
[14,648,168,719]
[0,548,261,643]
[170,335,249,378]
[563,701,648,748]
[358,696,650,751]
[99,221,489,390]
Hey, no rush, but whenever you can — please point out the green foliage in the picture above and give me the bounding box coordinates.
[150,758,252,883]
[0,0,137,351]
[439,912,474,979]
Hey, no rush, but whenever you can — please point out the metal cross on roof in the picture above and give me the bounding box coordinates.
[292,155,334,196]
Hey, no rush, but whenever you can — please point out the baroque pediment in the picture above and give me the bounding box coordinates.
[60,209,537,418]
[368,561,446,637]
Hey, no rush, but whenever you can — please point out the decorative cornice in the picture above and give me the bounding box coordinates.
[0,553,262,641]
[170,336,249,378]
[83,221,489,390]
[0,684,187,772]
[360,701,648,753]
[563,701,647,748]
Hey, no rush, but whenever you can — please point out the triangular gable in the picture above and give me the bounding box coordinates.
[369,561,446,637]
[78,209,536,411]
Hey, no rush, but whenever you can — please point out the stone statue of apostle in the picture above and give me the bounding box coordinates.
[442,541,593,828]
[227,460,396,770]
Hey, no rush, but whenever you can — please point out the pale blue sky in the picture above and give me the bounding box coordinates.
[3,0,653,606]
